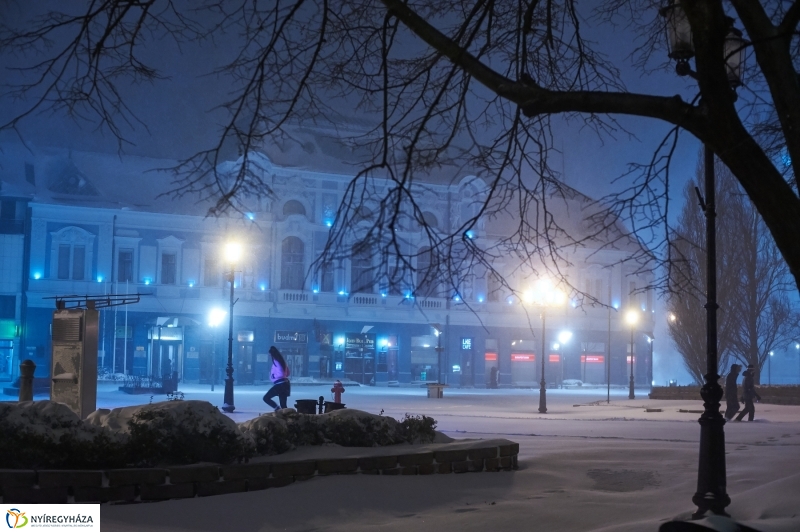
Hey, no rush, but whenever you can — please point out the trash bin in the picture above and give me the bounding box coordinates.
[294,399,318,414]
[324,401,346,413]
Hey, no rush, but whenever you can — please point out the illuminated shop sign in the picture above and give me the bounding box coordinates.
[511,353,535,362]
[275,331,308,343]
[580,355,605,363]
[484,352,497,361]
[461,337,473,350]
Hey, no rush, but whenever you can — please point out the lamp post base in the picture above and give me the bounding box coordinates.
[629,374,635,399]
[222,376,235,413]
[691,377,730,518]
[538,379,547,413]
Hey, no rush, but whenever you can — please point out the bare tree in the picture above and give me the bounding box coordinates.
[668,159,800,383]
[2,1,800,299]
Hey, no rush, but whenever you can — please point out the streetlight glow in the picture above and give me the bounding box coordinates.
[208,307,227,327]
[625,309,639,326]
[558,330,572,345]
[225,242,242,263]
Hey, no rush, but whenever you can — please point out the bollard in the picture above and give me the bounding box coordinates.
[317,395,325,414]
[19,359,36,402]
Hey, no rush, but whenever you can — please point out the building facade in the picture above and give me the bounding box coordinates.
[0,141,656,390]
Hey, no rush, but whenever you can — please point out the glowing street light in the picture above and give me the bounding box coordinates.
[625,309,639,399]
[222,241,242,413]
[524,278,567,413]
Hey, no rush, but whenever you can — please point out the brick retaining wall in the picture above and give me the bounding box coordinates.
[0,441,519,504]
[649,385,800,404]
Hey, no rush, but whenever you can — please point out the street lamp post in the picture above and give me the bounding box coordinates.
[524,279,566,414]
[558,330,572,389]
[222,242,242,414]
[625,310,639,400]
[647,334,654,391]
[661,0,746,517]
[208,308,227,392]
[768,351,773,386]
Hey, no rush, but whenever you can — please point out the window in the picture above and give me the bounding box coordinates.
[351,242,373,293]
[161,253,177,285]
[283,200,306,217]
[72,246,85,280]
[487,272,502,302]
[416,247,437,297]
[118,249,133,283]
[281,237,305,290]
[319,262,334,293]
[50,226,95,282]
[204,258,219,286]
[422,211,439,230]
[58,245,70,279]
[0,295,15,319]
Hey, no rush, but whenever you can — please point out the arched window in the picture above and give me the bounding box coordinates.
[353,206,373,223]
[283,200,306,217]
[416,247,438,297]
[350,242,373,293]
[281,237,305,290]
[422,211,439,230]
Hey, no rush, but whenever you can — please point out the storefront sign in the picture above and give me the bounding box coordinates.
[238,330,255,342]
[461,337,473,350]
[581,355,605,363]
[511,353,535,362]
[626,356,637,363]
[484,352,497,361]
[549,354,560,362]
[275,331,308,343]
[345,332,375,355]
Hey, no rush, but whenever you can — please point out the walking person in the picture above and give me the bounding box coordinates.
[263,346,291,411]
[735,364,762,422]
[724,363,741,421]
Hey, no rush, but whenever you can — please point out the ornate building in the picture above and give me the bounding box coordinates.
[0,137,655,390]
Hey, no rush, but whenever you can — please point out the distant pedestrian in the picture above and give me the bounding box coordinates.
[724,364,741,421]
[489,366,498,389]
[735,364,761,422]
[263,346,291,411]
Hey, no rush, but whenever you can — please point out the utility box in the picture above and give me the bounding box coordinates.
[50,307,98,419]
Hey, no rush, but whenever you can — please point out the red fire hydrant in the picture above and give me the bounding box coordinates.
[331,380,345,403]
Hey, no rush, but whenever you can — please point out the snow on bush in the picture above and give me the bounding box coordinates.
[0,401,124,469]
[1,400,439,469]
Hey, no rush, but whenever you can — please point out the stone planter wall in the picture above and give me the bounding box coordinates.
[649,385,800,405]
[0,442,519,504]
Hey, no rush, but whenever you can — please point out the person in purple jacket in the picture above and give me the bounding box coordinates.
[263,346,291,410]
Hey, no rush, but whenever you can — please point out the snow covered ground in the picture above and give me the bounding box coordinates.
[8,384,800,531]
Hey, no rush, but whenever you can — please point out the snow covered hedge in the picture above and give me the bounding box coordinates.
[0,400,438,469]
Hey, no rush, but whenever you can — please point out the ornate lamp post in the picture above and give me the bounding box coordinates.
[625,310,639,400]
[524,278,566,414]
[222,241,242,413]
[660,0,746,518]
[208,307,227,392]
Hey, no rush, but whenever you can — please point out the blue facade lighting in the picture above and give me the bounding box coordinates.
[259,283,266,291]
[338,290,348,296]
[33,272,41,280]
[477,295,484,303]
[144,277,152,285]
[465,230,475,239]
[380,292,387,298]
[246,212,256,221]
[188,280,195,288]
[312,288,319,294]
[325,220,333,228]
[97,275,104,282]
